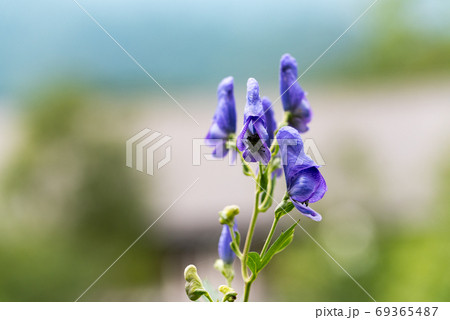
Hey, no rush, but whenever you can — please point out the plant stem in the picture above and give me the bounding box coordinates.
[260,216,280,256]
[241,190,260,281]
[241,186,260,301]
[243,281,252,302]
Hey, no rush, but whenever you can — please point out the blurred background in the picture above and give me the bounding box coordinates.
[0,0,449,301]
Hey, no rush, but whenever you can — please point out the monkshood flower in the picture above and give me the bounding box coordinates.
[277,126,327,221]
[262,96,277,142]
[237,78,271,164]
[205,76,237,157]
[280,54,312,133]
[218,222,238,265]
[262,96,282,178]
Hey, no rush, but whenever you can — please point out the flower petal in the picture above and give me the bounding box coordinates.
[291,199,322,221]
[205,76,236,147]
[218,224,235,264]
[252,119,271,164]
[289,167,325,203]
[280,54,305,112]
[262,96,277,142]
[276,126,316,184]
[308,170,327,203]
[215,76,237,134]
[236,119,251,152]
[279,54,312,133]
[290,98,312,133]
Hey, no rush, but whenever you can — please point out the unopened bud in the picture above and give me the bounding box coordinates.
[184,264,207,301]
[219,285,237,302]
[219,205,240,225]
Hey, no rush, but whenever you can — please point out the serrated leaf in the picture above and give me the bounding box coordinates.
[260,223,296,269]
[246,252,262,276]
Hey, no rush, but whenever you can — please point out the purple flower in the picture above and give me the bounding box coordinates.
[205,76,237,157]
[280,54,312,133]
[262,96,283,177]
[277,126,327,221]
[218,222,238,264]
[262,96,277,142]
[237,78,271,165]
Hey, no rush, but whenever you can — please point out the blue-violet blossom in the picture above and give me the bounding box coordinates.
[262,96,277,143]
[280,54,312,133]
[237,78,271,164]
[277,126,327,221]
[205,76,237,157]
[262,96,282,177]
[218,222,238,265]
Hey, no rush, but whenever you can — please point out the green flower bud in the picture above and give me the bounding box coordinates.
[219,205,240,225]
[274,194,295,219]
[242,160,254,176]
[271,155,281,170]
[214,259,234,285]
[184,265,208,301]
[219,285,237,302]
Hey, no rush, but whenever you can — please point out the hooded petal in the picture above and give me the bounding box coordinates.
[205,77,236,158]
[206,77,236,136]
[279,54,312,133]
[215,76,237,134]
[246,78,262,115]
[236,79,271,164]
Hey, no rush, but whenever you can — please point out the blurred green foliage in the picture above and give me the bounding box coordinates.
[337,0,450,80]
[265,153,450,301]
[0,85,163,301]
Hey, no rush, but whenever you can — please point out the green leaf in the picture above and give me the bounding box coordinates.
[260,223,296,269]
[246,252,262,276]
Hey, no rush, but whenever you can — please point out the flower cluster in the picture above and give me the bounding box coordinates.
[186,53,327,302]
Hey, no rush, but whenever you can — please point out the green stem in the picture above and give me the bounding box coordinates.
[241,190,260,282]
[260,216,280,256]
[241,181,261,301]
[243,281,252,302]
